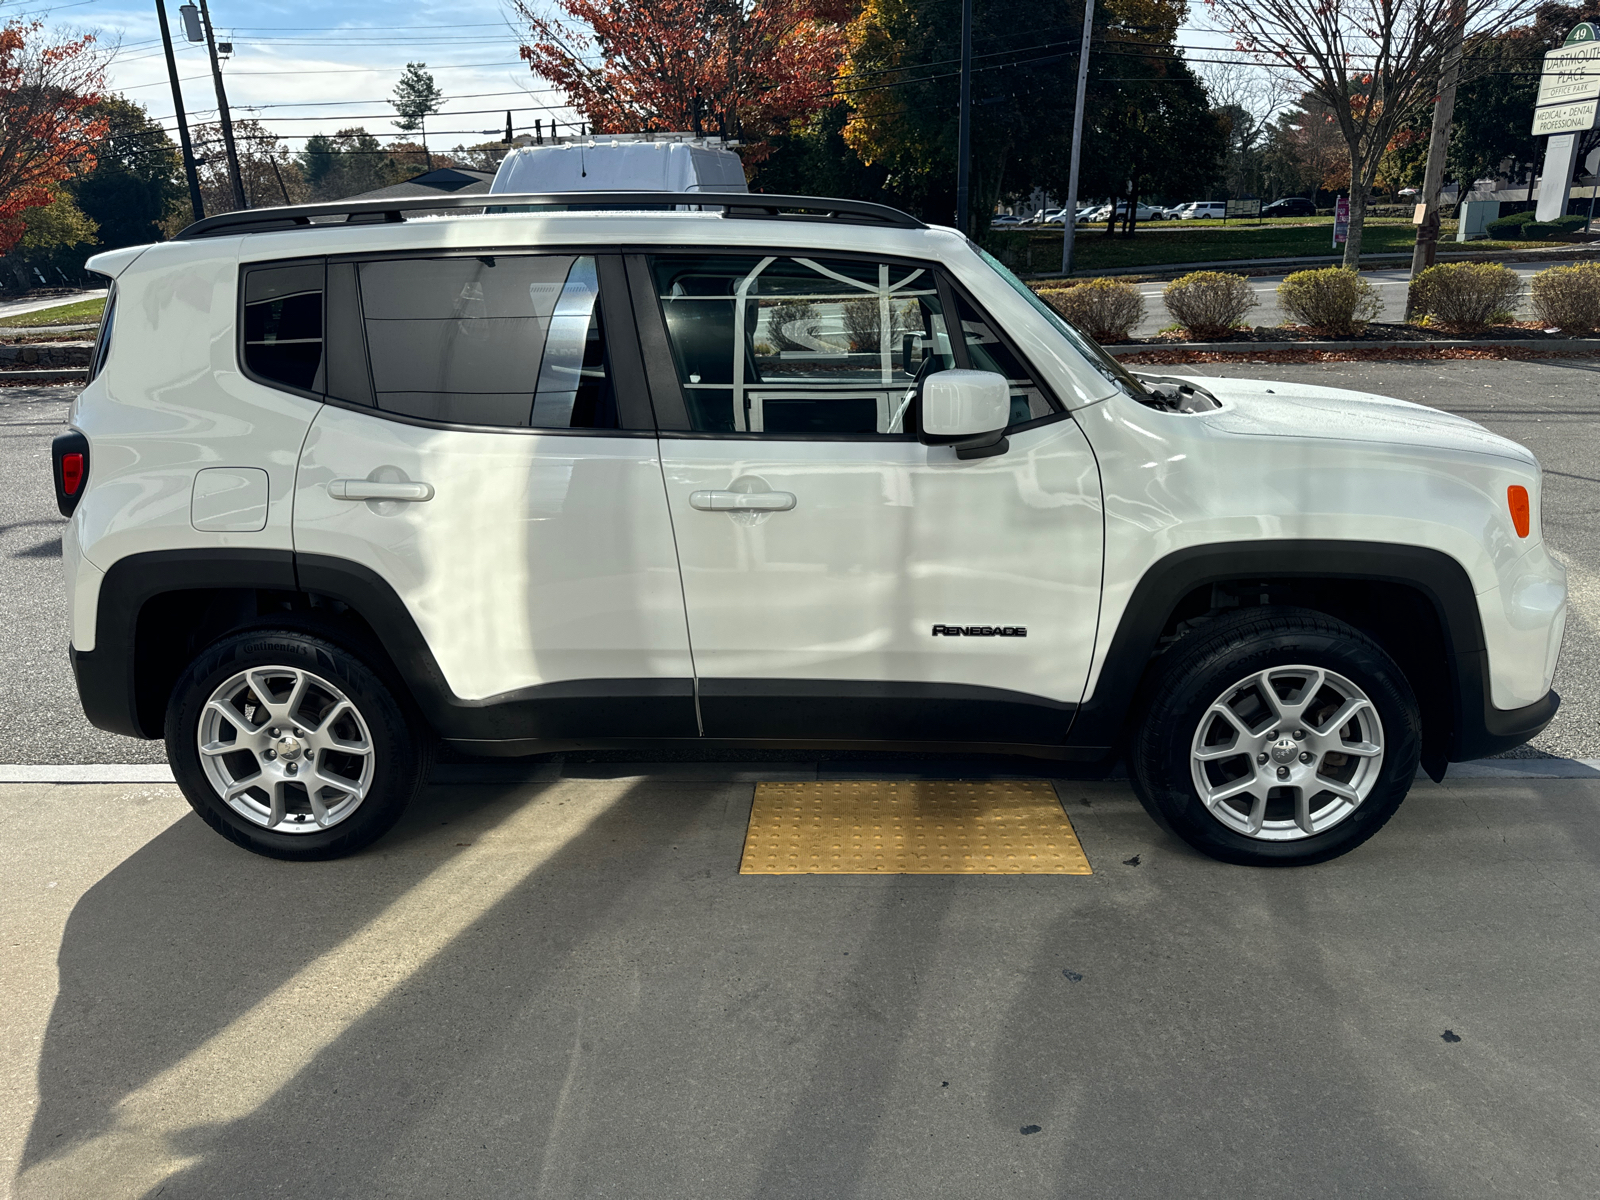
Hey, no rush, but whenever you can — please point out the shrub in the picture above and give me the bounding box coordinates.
[1486,211,1537,239]
[841,296,906,352]
[1408,263,1523,335]
[1523,221,1568,240]
[1530,262,1600,333]
[1276,268,1382,336]
[1555,214,1591,232]
[1037,277,1145,342]
[1161,270,1258,339]
[766,299,817,350]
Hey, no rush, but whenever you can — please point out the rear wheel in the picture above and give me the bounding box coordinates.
[166,629,431,859]
[1129,608,1420,866]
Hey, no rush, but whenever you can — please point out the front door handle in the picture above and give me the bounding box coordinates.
[689,489,796,512]
[328,479,435,502]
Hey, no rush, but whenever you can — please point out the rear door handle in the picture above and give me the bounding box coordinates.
[328,479,435,502]
[689,489,796,512]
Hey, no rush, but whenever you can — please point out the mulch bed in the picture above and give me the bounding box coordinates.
[1122,321,1592,346]
[1117,345,1600,366]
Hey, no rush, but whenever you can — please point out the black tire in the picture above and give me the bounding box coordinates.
[1129,607,1420,867]
[166,628,432,860]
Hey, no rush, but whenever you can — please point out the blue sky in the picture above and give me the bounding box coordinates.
[2,0,585,157]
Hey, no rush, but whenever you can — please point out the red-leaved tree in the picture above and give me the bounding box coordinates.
[514,0,849,159]
[0,21,107,254]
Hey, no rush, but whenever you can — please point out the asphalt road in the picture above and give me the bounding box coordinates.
[7,771,1600,1198]
[1130,261,1566,338]
[1,358,1594,763]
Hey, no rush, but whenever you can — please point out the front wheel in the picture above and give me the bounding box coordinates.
[1129,608,1420,867]
[166,629,432,860]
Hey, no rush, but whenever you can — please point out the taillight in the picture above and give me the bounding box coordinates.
[1507,485,1530,539]
[52,430,89,517]
[61,453,84,494]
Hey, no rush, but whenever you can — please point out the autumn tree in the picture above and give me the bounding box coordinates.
[515,0,849,156]
[0,21,107,254]
[1203,0,1544,266]
[190,119,305,214]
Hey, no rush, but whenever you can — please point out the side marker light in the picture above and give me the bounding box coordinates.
[1507,485,1530,538]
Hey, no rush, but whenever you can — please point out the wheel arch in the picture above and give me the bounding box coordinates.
[1067,540,1538,773]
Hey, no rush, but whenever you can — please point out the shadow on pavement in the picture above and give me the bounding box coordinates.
[17,777,1600,1198]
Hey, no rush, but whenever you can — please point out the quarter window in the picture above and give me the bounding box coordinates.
[649,254,954,436]
[243,262,324,393]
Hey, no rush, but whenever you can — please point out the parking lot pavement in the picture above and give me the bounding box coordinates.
[6,771,1600,1199]
[1130,261,1567,338]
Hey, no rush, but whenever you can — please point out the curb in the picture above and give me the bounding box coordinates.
[1109,337,1600,357]
[0,367,87,382]
[3,759,1596,784]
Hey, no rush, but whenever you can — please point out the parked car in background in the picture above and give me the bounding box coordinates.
[1176,201,1227,220]
[1088,202,1162,223]
[1262,196,1318,218]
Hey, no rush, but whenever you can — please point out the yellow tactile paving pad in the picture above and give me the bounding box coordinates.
[739,780,1092,875]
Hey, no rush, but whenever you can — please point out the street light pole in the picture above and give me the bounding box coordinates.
[1060,0,1096,275]
[955,0,972,235]
[155,0,204,222]
[196,0,246,210]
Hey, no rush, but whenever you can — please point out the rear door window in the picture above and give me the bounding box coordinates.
[356,254,614,429]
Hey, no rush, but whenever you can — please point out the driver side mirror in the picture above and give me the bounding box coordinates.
[918,369,1011,459]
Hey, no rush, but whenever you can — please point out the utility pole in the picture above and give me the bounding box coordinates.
[1060,0,1096,275]
[196,0,246,209]
[955,0,972,234]
[1405,5,1465,313]
[155,0,204,222]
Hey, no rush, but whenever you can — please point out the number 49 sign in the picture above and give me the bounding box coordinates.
[1333,196,1350,246]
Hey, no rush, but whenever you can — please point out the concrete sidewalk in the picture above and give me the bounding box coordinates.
[7,773,1600,1198]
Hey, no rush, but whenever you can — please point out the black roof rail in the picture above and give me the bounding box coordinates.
[173,191,925,240]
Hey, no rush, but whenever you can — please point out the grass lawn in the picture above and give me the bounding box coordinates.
[0,297,106,328]
[1029,220,1536,273]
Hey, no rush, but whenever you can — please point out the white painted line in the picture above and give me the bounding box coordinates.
[0,764,175,783]
[1449,758,1600,779]
[2,758,1597,785]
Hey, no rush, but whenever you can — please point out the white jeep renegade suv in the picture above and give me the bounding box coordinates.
[55,192,1566,866]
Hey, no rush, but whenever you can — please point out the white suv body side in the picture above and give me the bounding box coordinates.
[63,197,1565,861]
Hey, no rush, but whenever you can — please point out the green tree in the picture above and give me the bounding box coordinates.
[295,128,402,201]
[391,62,445,168]
[70,96,183,248]
[1450,2,1600,193]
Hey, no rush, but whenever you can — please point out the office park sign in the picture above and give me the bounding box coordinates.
[1532,22,1600,136]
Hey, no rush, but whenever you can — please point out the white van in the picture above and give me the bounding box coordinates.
[492,135,748,195]
[1177,201,1227,220]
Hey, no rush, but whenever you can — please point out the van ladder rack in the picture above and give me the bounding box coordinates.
[173,192,926,240]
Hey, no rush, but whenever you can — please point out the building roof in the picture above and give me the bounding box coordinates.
[346,167,497,202]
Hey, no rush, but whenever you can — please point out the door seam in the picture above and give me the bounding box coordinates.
[653,439,704,736]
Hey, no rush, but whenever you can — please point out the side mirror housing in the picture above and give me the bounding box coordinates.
[918,369,1011,459]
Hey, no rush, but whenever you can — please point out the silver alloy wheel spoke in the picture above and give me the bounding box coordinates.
[197,665,376,835]
[1189,664,1385,843]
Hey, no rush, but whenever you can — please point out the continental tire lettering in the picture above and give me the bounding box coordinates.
[931,625,1027,637]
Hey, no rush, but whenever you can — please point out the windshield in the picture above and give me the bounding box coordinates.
[974,248,1150,401]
